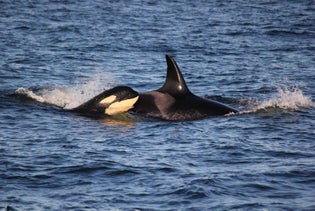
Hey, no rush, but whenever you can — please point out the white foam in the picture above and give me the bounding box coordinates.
[15,74,115,109]
[15,87,46,103]
[245,86,313,113]
[258,87,313,110]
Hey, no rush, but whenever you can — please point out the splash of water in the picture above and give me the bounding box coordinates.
[259,87,313,110]
[15,74,114,109]
[15,78,313,115]
[244,86,313,113]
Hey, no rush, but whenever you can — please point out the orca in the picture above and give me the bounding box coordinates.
[72,86,139,117]
[131,55,239,121]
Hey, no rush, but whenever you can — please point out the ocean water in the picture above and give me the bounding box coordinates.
[1,0,315,210]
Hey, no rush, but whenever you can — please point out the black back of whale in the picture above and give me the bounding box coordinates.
[132,55,238,121]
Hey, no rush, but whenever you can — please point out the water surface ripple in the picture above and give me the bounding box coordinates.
[1,0,315,210]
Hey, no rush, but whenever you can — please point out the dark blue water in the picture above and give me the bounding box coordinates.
[1,0,315,210]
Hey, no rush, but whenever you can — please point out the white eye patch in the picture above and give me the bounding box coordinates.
[99,95,117,105]
[105,96,139,115]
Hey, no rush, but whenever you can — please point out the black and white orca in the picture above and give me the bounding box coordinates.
[131,55,238,121]
[72,55,238,121]
[72,86,139,117]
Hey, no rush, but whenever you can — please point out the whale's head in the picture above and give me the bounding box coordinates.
[100,86,139,115]
[74,86,139,116]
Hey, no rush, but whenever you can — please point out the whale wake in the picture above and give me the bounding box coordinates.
[14,75,113,109]
[14,77,313,117]
[240,86,313,114]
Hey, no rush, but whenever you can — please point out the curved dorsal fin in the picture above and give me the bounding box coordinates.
[158,55,190,96]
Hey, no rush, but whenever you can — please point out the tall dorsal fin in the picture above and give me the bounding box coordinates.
[158,55,190,96]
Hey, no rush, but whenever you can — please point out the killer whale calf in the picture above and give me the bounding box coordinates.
[131,55,239,121]
[71,86,139,117]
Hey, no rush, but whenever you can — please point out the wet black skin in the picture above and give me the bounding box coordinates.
[71,55,238,121]
[132,55,239,121]
[72,86,138,116]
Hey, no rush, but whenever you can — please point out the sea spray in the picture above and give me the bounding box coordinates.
[256,87,313,110]
[14,74,115,109]
[241,86,314,114]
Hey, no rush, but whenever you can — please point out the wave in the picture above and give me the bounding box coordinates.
[14,75,113,109]
[242,86,313,114]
